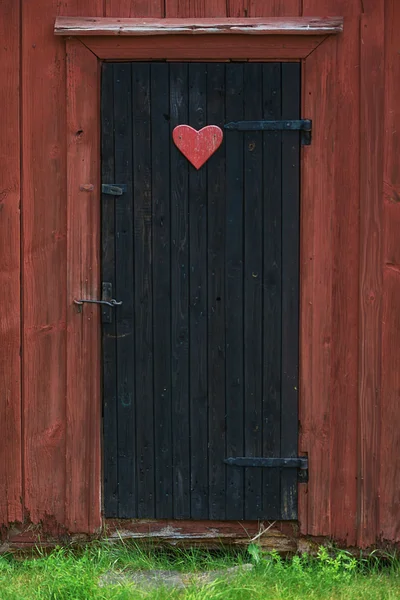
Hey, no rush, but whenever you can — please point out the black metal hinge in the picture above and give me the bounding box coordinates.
[224,119,312,146]
[224,456,309,483]
[101,184,127,196]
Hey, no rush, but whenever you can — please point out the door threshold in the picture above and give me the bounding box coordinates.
[105,519,298,552]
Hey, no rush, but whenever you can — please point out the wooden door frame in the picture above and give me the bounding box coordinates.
[64,23,343,534]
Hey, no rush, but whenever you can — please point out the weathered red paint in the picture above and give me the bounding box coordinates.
[0,0,399,549]
[172,125,223,169]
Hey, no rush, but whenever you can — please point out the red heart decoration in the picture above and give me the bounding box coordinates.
[172,125,223,170]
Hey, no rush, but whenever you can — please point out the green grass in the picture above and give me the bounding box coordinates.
[0,542,399,599]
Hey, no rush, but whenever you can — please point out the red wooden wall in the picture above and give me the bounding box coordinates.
[0,0,399,547]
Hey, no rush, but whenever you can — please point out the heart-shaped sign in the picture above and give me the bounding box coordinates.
[172,125,223,170]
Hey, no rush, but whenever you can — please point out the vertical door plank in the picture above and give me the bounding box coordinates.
[380,0,400,543]
[243,64,263,520]
[188,63,209,520]
[151,63,173,519]
[66,40,101,532]
[170,63,191,518]
[165,0,227,17]
[225,63,245,521]
[101,64,119,519]
[0,0,22,526]
[113,64,136,518]
[358,9,384,548]
[249,0,301,17]
[132,63,155,519]
[280,63,300,520]
[207,63,226,520]
[105,0,163,17]
[261,63,282,520]
[303,0,360,547]
[300,37,336,536]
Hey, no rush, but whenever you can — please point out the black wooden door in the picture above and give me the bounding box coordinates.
[101,62,300,521]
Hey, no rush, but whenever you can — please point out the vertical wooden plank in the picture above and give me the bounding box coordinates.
[105,0,163,17]
[101,63,118,519]
[249,0,301,17]
[170,63,191,519]
[225,63,245,521]
[329,18,359,547]
[23,0,102,531]
[0,0,22,526]
[380,268,400,541]
[66,39,101,532]
[380,0,400,543]
[280,63,300,520]
[207,63,226,521]
[300,37,336,536]
[383,0,400,266]
[243,64,263,520]
[132,63,155,519]
[358,6,384,548]
[188,63,209,520]
[151,63,173,519]
[165,0,227,18]
[303,0,360,548]
[114,63,136,518]
[227,0,247,17]
[303,0,360,16]
[23,0,68,526]
[261,63,281,520]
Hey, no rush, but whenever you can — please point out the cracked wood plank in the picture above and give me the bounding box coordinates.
[54,16,344,35]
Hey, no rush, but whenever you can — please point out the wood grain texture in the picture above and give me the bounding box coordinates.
[358,8,384,548]
[173,125,223,169]
[22,0,102,528]
[82,35,324,59]
[188,64,209,520]
[383,0,400,266]
[65,39,101,533]
[328,18,359,546]
[105,0,163,16]
[249,0,301,16]
[22,0,68,525]
[380,0,400,544]
[165,0,226,17]
[101,63,119,518]
[380,267,400,542]
[227,0,246,17]
[302,0,360,16]
[300,36,337,536]
[302,1,361,546]
[55,16,343,35]
[0,0,22,526]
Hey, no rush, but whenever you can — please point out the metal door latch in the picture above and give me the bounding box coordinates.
[74,283,122,324]
[102,184,127,196]
[74,298,122,307]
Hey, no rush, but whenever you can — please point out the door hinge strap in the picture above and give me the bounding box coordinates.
[225,456,308,482]
[224,119,312,145]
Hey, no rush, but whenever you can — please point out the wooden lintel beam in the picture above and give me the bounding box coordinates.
[54,16,344,36]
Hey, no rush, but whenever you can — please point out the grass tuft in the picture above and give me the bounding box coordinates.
[0,541,399,599]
